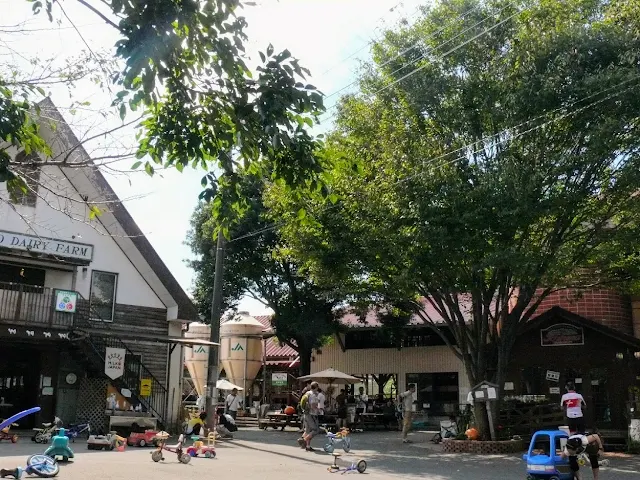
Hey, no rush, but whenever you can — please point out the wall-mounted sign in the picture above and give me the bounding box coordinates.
[271,373,287,386]
[104,347,126,380]
[0,230,94,262]
[504,382,514,391]
[140,379,152,396]
[541,323,584,347]
[55,290,77,313]
[549,387,561,394]
[546,370,561,382]
[1,326,69,341]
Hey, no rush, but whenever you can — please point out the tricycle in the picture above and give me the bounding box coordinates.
[0,422,19,443]
[324,427,352,454]
[151,432,190,464]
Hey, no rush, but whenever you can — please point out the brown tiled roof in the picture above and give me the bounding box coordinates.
[36,98,198,321]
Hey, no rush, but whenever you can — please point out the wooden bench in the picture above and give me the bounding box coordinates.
[258,413,301,431]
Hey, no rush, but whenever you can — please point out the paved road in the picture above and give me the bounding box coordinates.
[0,429,638,479]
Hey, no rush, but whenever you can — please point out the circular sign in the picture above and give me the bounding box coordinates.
[65,373,77,385]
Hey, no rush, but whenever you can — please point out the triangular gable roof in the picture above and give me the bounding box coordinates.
[36,98,197,320]
[520,306,640,349]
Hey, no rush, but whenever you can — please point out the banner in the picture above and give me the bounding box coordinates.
[140,378,152,396]
[104,347,126,380]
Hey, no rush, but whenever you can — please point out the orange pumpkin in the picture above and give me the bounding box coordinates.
[465,428,479,440]
[284,406,296,416]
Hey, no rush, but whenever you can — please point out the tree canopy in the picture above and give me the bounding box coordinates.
[269,0,640,436]
[2,0,325,228]
[187,172,340,374]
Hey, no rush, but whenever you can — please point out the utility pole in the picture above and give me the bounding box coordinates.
[205,232,226,431]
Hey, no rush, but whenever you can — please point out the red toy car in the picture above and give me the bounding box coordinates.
[127,430,159,447]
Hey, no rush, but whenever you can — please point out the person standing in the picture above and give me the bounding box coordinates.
[225,388,242,420]
[317,388,326,425]
[399,384,416,443]
[336,389,348,430]
[561,382,586,434]
[356,387,368,429]
[297,382,320,451]
[298,381,312,434]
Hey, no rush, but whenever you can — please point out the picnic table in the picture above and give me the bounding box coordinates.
[357,412,394,430]
[259,412,301,431]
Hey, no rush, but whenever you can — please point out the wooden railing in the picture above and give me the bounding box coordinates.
[0,281,75,328]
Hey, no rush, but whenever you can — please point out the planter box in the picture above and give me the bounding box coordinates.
[442,439,525,454]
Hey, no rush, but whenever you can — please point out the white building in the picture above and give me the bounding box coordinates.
[0,98,198,430]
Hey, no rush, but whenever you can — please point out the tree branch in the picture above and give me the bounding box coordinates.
[75,0,119,29]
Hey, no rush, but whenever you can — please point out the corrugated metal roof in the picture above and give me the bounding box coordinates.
[254,315,298,359]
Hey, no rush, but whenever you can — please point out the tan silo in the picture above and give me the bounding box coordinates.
[219,312,265,399]
[183,322,211,397]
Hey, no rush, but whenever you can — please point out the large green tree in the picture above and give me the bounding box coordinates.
[187,172,340,375]
[3,0,325,224]
[269,0,640,436]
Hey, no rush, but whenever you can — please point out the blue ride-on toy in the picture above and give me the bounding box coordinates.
[44,429,74,462]
[522,430,571,480]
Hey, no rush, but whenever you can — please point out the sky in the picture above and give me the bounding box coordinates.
[1,0,425,314]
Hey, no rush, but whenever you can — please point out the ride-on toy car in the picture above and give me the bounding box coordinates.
[127,430,159,447]
[87,433,124,451]
[44,429,74,462]
[186,436,216,458]
[523,430,572,480]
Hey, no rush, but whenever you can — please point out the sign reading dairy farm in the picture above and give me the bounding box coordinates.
[0,230,93,262]
[55,290,77,313]
[104,347,126,379]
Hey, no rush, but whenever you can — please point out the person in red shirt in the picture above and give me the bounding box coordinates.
[561,381,586,434]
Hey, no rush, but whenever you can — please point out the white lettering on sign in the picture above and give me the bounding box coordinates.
[0,230,93,261]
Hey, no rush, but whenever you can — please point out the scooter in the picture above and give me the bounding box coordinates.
[31,418,62,444]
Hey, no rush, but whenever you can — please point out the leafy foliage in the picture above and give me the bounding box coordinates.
[269,0,640,435]
[187,172,340,374]
[25,0,325,229]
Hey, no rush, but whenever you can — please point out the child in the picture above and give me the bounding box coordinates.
[562,433,604,480]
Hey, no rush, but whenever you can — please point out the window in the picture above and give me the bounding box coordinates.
[90,271,117,321]
[405,372,459,416]
[11,152,40,207]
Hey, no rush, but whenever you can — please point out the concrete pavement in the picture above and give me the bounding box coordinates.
[0,429,637,479]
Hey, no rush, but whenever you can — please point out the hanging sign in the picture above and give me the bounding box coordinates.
[104,347,126,380]
[140,379,152,396]
[541,323,584,347]
[55,290,77,313]
[271,373,287,386]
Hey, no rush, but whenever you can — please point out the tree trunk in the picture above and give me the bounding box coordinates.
[298,345,312,376]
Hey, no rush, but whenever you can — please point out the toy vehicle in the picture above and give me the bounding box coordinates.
[0,422,19,443]
[324,428,352,454]
[127,430,159,447]
[327,453,367,474]
[63,422,90,442]
[186,436,216,458]
[87,433,121,451]
[523,430,572,480]
[44,429,74,462]
[31,418,62,444]
[151,432,190,464]
[0,455,59,479]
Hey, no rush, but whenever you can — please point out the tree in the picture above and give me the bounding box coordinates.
[269,0,640,436]
[4,0,326,229]
[187,172,340,375]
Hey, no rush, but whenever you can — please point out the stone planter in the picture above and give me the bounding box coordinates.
[441,438,525,454]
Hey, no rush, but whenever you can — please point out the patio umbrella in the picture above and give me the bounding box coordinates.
[298,368,360,385]
[216,379,244,391]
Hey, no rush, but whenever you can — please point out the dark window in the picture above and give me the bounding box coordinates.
[12,152,40,207]
[0,263,46,288]
[90,271,117,321]
[405,372,459,416]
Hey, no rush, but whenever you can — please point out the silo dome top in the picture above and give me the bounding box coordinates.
[220,312,265,336]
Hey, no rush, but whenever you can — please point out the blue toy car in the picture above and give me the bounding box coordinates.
[522,430,571,480]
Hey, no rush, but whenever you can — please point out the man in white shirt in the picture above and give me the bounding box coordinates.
[356,387,368,428]
[225,388,242,420]
[561,382,586,434]
[399,384,416,443]
[317,388,326,417]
